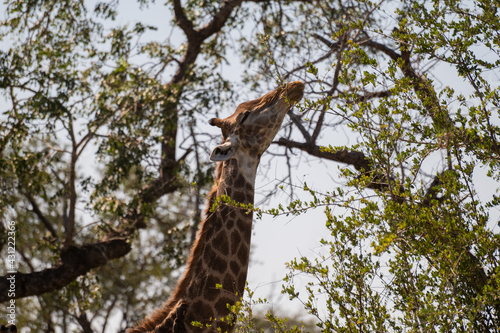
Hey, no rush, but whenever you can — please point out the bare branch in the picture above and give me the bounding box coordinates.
[351,89,392,103]
[276,138,371,172]
[64,115,78,249]
[198,0,244,40]
[25,193,58,240]
[313,33,340,50]
[361,39,400,61]
[287,110,312,143]
[76,313,94,333]
[311,35,347,143]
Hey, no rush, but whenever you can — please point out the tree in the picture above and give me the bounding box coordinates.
[1,0,500,332]
[249,0,500,331]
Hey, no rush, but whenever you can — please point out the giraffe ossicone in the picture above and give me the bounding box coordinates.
[128,81,304,333]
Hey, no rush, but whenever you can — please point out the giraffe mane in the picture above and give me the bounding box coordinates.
[235,85,282,114]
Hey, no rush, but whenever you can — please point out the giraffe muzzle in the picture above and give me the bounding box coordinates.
[210,141,234,161]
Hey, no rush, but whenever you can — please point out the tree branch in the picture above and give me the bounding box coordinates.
[276,138,406,202]
[361,39,401,61]
[351,89,392,103]
[360,36,452,131]
[172,0,196,40]
[198,0,244,39]
[421,172,444,206]
[311,35,346,143]
[25,193,58,239]
[313,33,340,50]
[0,239,131,302]
[276,138,371,172]
[64,114,78,249]
[76,313,94,333]
[287,110,312,143]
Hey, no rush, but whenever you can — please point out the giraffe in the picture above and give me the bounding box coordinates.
[127,81,305,333]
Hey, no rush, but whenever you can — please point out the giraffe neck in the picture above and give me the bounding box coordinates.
[149,154,259,332]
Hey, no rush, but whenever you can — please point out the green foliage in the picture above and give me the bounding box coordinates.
[234,288,314,333]
[2,0,500,331]
[239,0,500,331]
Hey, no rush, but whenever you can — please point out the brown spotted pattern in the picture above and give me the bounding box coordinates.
[127,82,304,333]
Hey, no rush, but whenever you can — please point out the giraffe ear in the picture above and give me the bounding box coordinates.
[208,118,224,128]
[210,141,234,162]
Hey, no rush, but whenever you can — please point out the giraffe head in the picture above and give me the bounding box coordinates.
[209,81,304,162]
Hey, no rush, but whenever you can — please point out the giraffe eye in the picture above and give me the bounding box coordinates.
[240,112,251,124]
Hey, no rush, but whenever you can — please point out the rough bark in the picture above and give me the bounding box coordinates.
[0,239,131,302]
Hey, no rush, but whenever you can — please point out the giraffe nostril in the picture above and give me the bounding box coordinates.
[210,141,234,161]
